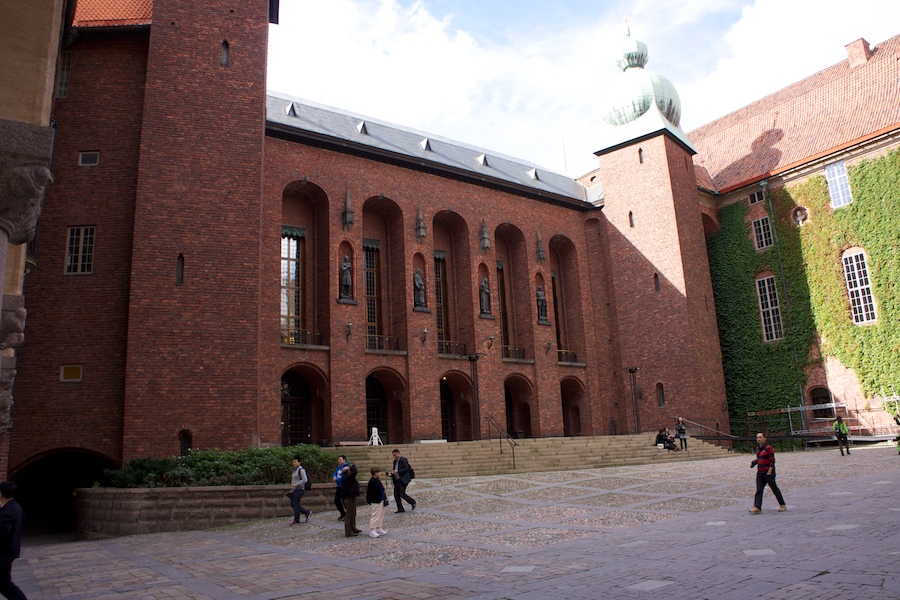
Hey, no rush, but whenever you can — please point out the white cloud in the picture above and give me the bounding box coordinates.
[268,0,900,177]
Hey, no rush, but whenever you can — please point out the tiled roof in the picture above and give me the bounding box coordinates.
[73,0,152,28]
[688,33,900,194]
[266,93,590,206]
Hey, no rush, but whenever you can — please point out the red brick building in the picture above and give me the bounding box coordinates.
[9,0,899,532]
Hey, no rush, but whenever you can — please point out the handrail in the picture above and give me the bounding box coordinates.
[484,415,518,469]
[678,418,736,439]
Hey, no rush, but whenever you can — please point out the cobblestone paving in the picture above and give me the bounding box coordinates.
[16,444,900,599]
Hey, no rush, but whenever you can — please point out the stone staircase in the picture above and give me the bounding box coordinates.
[326,434,732,478]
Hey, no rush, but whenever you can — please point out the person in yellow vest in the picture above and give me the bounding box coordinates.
[833,416,850,456]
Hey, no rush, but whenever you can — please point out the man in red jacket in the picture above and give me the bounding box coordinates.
[749,433,787,514]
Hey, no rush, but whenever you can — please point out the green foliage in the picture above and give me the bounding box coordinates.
[102,444,336,488]
[707,148,900,432]
[794,149,900,397]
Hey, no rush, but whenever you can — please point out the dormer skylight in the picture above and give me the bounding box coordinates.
[476,153,489,167]
[356,120,368,135]
[419,138,432,151]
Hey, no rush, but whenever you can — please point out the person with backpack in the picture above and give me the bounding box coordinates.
[389,449,417,512]
[288,456,312,526]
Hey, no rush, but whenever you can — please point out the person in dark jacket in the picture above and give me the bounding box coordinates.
[389,449,417,512]
[365,467,388,538]
[0,481,27,599]
[341,463,361,537]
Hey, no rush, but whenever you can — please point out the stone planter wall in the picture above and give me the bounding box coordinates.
[74,484,333,540]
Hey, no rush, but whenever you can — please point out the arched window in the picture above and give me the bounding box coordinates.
[656,383,665,407]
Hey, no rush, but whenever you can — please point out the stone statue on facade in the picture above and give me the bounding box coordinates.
[340,256,352,299]
[479,277,491,314]
[536,286,548,322]
[413,269,425,307]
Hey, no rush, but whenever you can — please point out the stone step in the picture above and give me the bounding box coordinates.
[326,434,732,478]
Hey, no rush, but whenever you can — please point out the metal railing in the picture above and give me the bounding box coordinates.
[437,340,467,355]
[502,345,526,360]
[281,328,324,346]
[557,349,577,363]
[366,335,400,351]
[484,414,518,469]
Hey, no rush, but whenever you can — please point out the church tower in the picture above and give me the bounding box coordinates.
[596,28,728,434]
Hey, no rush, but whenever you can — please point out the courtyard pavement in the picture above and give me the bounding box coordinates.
[15,443,900,599]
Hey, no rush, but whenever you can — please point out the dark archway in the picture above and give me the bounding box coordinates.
[12,449,118,535]
[282,370,312,446]
[440,371,474,442]
[366,375,388,445]
[504,375,534,438]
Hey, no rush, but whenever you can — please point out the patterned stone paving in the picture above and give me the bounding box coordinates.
[362,543,504,568]
[18,445,900,599]
[568,510,679,528]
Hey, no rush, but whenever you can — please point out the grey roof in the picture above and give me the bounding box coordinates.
[265,92,590,206]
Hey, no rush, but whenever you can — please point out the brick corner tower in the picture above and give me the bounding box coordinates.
[124,0,272,459]
[593,29,729,434]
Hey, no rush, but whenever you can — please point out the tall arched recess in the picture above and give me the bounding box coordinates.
[361,196,406,350]
[494,223,533,359]
[281,180,331,343]
[432,210,474,355]
[549,234,585,364]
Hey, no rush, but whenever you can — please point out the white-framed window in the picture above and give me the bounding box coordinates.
[825,161,852,208]
[55,51,73,98]
[66,226,95,274]
[78,151,99,166]
[749,190,764,205]
[842,250,877,324]
[751,216,773,250]
[756,275,784,342]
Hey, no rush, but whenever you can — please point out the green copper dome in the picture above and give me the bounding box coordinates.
[602,31,682,128]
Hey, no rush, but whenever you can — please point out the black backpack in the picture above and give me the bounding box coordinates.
[408,464,415,480]
[300,467,312,490]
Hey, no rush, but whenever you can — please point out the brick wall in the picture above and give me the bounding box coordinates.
[74,484,332,540]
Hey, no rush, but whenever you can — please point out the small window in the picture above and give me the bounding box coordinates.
[55,51,73,98]
[78,151,99,166]
[221,40,229,66]
[656,383,665,407]
[628,211,634,228]
[66,226,95,274]
[825,161,852,208]
[653,273,660,292]
[748,190,764,205]
[178,430,193,456]
[842,250,876,324]
[751,216,773,250]
[756,275,784,342]
[60,365,83,382]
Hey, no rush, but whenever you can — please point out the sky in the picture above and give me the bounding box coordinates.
[268,0,900,177]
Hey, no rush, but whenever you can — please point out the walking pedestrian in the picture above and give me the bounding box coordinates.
[288,457,312,526]
[749,432,786,513]
[833,416,850,456]
[389,449,417,512]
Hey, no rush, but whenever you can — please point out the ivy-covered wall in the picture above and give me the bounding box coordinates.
[707,147,900,431]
